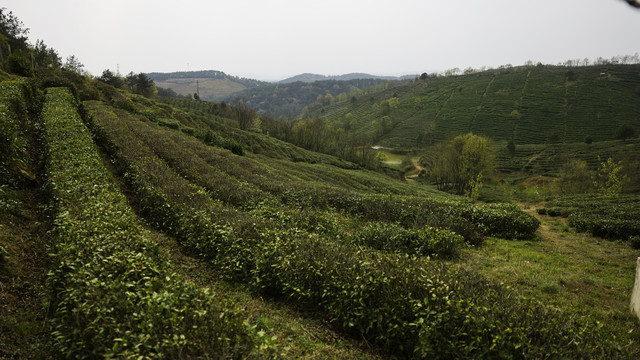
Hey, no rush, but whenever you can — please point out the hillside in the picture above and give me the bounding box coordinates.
[3,68,640,358]
[309,64,640,148]
[147,70,268,101]
[227,78,406,117]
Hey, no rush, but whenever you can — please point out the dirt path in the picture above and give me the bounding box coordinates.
[405,158,424,184]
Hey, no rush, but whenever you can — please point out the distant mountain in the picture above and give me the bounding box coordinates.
[147,70,269,101]
[279,72,415,84]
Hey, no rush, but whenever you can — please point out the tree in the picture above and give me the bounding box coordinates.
[63,55,85,74]
[125,72,157,98]
[0,8,29,53]
[32,39,61,69]
[431,133,495,196]
[506,140,516,153]
[232,98,255,130]
[420,72,428,81]
[615,124,636,140]
[584,135,593,144]
[98,69,125,88]
[6,50,32,76]
[593,157,629,198]
[556,159,593,194]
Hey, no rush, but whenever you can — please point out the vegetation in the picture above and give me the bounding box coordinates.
[42,87,266,358]
[310,64,640,148]
[2,8,640,359]
[429,133,495,196]
[538,195,640,241]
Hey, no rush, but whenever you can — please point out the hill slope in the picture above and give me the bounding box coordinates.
[227,78,404,117]
[147,70,268,101]
[3,69,640,358]
[309,64,640,148]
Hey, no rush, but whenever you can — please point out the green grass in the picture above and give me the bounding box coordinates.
[462,208,640,342]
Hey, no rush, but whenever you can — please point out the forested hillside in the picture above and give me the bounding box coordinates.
[226,78,402,117]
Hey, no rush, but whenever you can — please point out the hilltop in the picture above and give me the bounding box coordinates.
[146,70,269,101]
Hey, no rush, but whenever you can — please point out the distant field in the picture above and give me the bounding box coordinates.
[155,78,246,100]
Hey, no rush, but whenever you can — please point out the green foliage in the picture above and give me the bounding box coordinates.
[585,134,593,144]
[0,78,35,184]
[313,65,640,148]
[41,87,262,358]
[542,194,640,241]
[82,85,636,358]
[198,128,245,155]
[556,159,593,194]
[593,157,629,198]
[615,123,636,140]
[228,78,392,117]
[6,51,32,77]
[252,233,628,359]
[431,133,495,196]
[97,69,124,88]
[125,72,157,98]
[0,9,29,53]
[350,222,464,258]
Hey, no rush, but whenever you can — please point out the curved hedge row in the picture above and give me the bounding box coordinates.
[252,231,628,359]
[84,98,632,358]
[42,88,265,358]
[282,188,540,241]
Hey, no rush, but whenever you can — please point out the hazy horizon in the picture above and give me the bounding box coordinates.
[4,0,640,81]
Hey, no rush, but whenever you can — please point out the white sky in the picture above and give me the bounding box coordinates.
[4,0,640,81]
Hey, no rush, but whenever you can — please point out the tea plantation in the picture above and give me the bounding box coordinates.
[1,71,640,358]
[310,64,640,149]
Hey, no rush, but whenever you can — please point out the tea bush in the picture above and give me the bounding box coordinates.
[42,88,265,358]
[350,222,464,258]
[252,231,631,359]
[541,195,640,240]
[84,96,630,358]
[0,79,36,184]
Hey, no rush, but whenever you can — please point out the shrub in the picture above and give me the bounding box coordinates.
[351,222,464,258]
[6,51,33,77]
[629,236,640,249]
[616,124,636,140]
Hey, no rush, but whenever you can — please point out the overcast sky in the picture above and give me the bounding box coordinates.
[4,0,640,81]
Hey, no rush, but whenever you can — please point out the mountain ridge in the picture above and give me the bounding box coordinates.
[278,72,416,83]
